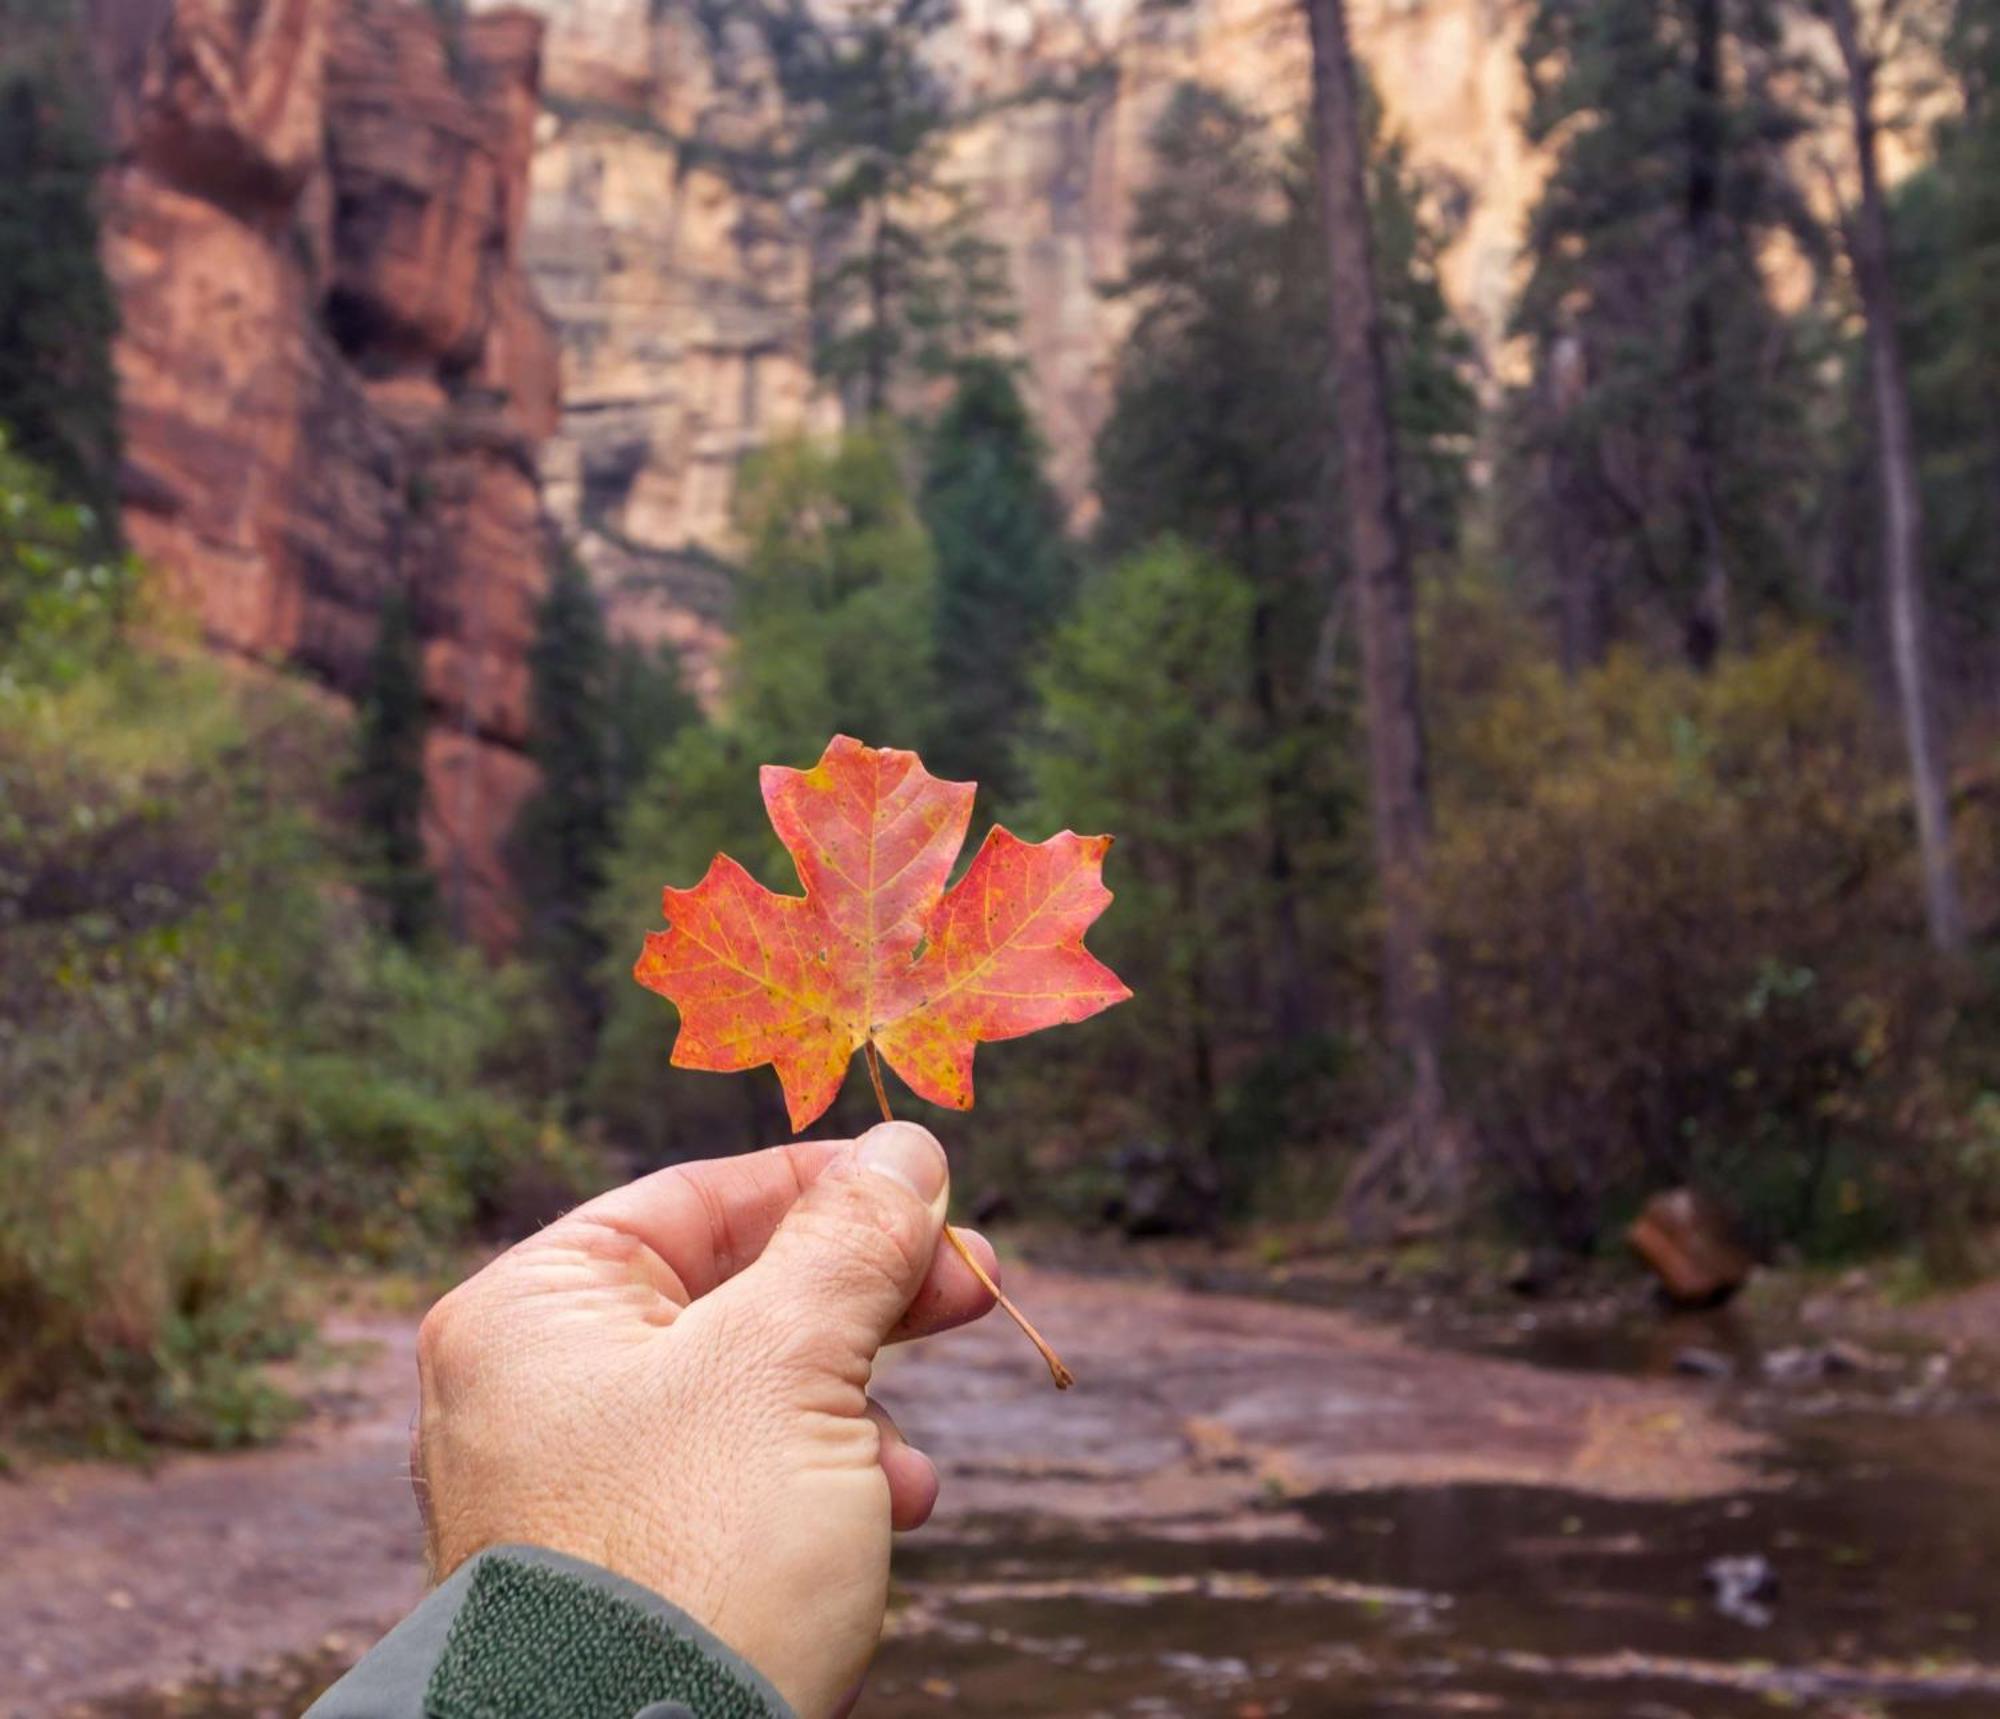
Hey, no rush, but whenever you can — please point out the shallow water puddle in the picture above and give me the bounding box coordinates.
[859,1321,2000,1718]
[865,1447,2000,1716]
[65,1276,2000,1718]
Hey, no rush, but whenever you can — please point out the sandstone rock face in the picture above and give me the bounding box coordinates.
[92,0,559,946]
[475,0,1534,682]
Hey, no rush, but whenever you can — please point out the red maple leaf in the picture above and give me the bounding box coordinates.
[635,735,1132,1132]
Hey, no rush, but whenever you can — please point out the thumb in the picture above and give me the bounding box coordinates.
[721,1121,950,1377]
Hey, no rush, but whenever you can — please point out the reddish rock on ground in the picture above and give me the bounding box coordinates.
[90,0,560,947]
[1628,1187,1755,1308]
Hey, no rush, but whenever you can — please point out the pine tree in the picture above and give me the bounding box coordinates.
[1097,86,1474,673]
[1096,89,1329,591]
[802,0,951,414]
[921,358,1073,800]
[718,0,1014,413]
[1509,0,1815,666]
[588,428,943,1156]
[1014,542,1269,1171]
[514,557,620,1030]
[732,426,940,749]
[606,637,702,800]
[351,592,437,946]
[1094,84,1471,1048]
[1898,0,2000,650]
[0,0,121,544]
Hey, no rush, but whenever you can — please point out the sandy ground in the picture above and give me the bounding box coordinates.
[0,1267,1765,1717]
[0,1321,426,1719]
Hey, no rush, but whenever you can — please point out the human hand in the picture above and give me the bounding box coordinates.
[411,1121,996,1718]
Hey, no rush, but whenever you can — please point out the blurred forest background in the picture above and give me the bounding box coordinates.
[9,0,2000,1453]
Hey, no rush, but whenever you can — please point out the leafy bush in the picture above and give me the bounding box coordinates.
[0,429,132,693]
[1430,620,2000,1258]
[0,1143,301,1453]
[1,481,602,1444]
[2,655,599,1266]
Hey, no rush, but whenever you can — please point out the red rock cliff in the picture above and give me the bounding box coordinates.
[89,0,560,947]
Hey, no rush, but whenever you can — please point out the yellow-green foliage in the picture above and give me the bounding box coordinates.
[0,430,131,694]
[2,448,602,1447]
[1430,621,1994,1255]
[0,1145,301,1454]
[3,652,596,1261]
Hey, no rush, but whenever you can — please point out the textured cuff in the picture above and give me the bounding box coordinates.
[306,1545,793,1719]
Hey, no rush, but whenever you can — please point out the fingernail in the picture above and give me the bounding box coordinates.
[857,1121,947,1205]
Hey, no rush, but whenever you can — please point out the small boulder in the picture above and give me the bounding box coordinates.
[1628,1188,1753,1308]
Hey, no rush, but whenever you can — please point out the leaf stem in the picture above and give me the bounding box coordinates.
[862,1041,1074,1390]
[864,1036,894,1120]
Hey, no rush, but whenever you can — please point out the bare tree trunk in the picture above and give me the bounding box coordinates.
[1827,0,1967,954]
[866,202,891,418]
[1543,336,1606,674]
[1304,0,1452,1204]
[1235,486,1315,1044]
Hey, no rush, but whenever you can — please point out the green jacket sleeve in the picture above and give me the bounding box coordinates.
[305,1544,794,1719]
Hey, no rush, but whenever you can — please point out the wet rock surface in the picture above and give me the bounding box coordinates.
[11,1268,2000,1718]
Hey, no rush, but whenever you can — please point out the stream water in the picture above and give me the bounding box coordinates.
[866,1419,2000,1716]
[862,1284,2000,1719]
[71,1274,2000,1719]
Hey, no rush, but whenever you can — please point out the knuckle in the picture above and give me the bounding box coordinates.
[416,1290,473,1384]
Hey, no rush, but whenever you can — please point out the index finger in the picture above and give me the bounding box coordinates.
[556,1138,1000,1340]
[565,1138,846,1301]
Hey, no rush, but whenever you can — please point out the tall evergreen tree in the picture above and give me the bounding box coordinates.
[351,592,437,947]
[1509,0,1815,666]
[1015,542,1272,1173]
[921,358,1074,800]
[705,0,1013,414]
[606,637,702,800]
[1097,87,1474,679]
[783,0,1014,413]
[0,0,121,543]
[589,428,942,1158]
[1095,84,1472,1050]
[803,0,948,414]
[515,557,620,1033]
[1897,0,2000,652]
[1096,90,1330,594]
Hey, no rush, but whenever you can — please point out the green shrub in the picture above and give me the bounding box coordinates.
[6,645,602,1245]
[1429,621,1998,1257]
[208,944,600,1261]
[0,1143,301,1453]
[0,514,606,1447]
[0,429,133,694]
